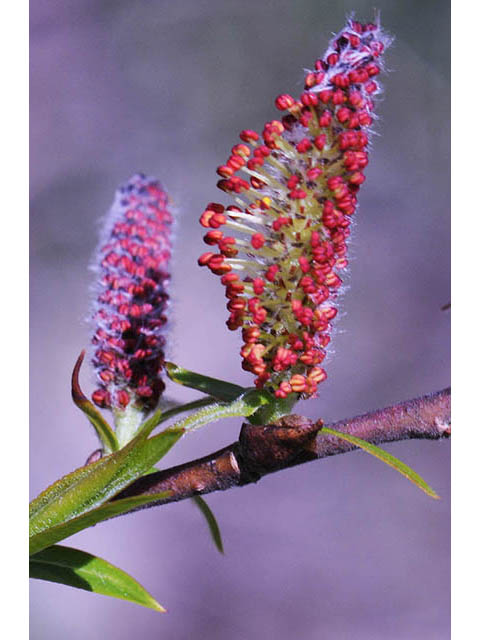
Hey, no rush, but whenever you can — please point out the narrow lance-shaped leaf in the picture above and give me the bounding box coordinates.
[321,426,439,499]
[165,361,246,401]
[71,351,119,454]
[30,545,165,612]
[139,395,217,439]
[192,496,224,554]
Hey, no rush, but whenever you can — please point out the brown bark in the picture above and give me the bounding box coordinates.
[115,387,450,509]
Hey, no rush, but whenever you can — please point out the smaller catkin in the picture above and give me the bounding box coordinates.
[90,173,172,411]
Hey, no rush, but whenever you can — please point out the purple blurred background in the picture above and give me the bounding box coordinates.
[30,1,450,638]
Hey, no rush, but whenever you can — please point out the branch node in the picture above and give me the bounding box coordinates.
[237,415,323,484]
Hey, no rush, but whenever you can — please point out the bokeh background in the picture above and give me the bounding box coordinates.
[30,1,450,638]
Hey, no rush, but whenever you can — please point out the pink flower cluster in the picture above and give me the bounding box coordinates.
[198,18,390,398]
[91,173,172,411]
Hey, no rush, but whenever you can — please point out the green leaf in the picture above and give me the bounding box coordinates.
[71,351,119,454]
[192,496,224,554]
[139,396,217,439]
[29,427,184,546]
[30,491,171,556]
[321,427,440,499]
[247,392,299,425]
[171,388,272,433]
[30,545,165,612]
[165,362,246,401]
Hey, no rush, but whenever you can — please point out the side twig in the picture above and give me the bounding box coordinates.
[115,388,450,510]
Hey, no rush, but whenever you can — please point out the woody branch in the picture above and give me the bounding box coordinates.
[115,387,450,509]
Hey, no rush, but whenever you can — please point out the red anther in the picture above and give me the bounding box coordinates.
[318,89,333,104]
[332,73,350,88]
[227,314,243,331]
[324,272,342,288]
[336,107,351,123]
[350,20,364,33]
[221,272,239,285]
[348,90,364,107]
[313,134,326,150]
[327,52,339,66]
[348,34,361,47]
[255,145,271,157]
[210,213,227,228]
[318,110,332,127]
[253,278,265,295]
[200,252,218,268]
[250,176,266,190]
[290,374,307,393]
[232,143,251,158]
[365,62,380,77]
[336,196,356,215]
[239,129,259,143]
[116,390,130,408]
[204,230,223,245]
[248,299,267,324]
[227,155,245,171]
[300,276,315,293]
[265,264,280,282]
[321,306,338,320]
[242,326,260,343]
[356,131,368,148]
[365,80,378,94]
[272,216,292,230]
[299,348,325,366]
[217,180,231,193]
[275,94,296,110]
[275,381,292,398]
[99,369,114,383]
[297,256,310,274]
[225,281,245,298]
[287,175,300,189]
[97,350,115,366]
[314,59,324,71]
[299,111,313,127]
[349,171,365,185]
[227,297,246,312]
[219,236,237,257]
[304,72,317,89]
[307,167,323,181]
[296,138,313,153]
[347,113,360,129]
[247,157,264,170]
[251,233,265,249]
[357,111,372,126]
[332,89,346,106]
[288,188,307,200]
[92,389,111,408]
[323,208,346,229]
[308,367,327,384]
[353,67,370,83]
[301,92,319,106]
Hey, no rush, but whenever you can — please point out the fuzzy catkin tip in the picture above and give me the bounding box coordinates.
[198,18,391,399]
[90,173,172,412]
